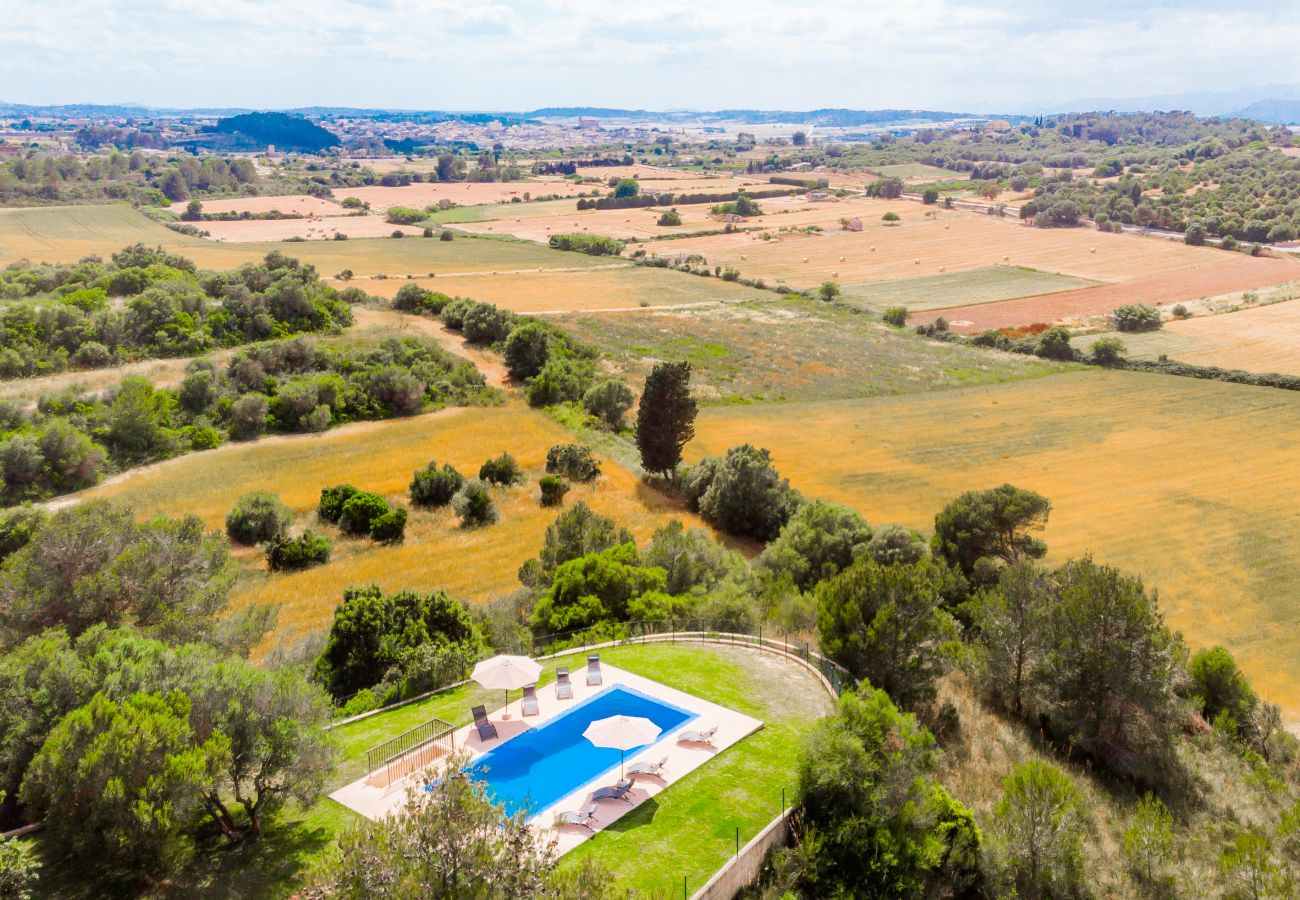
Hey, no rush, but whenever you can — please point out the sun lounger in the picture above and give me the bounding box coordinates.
[555,667,573,700]
[677,724,717,745]
[521,684,540,717]
[586,653,603,686]
[591,779,634,803]
[555,803,599,831]
[471,705,498,742]
[627,755,668,780]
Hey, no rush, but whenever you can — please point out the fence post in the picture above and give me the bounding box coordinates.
[735,825,740,858]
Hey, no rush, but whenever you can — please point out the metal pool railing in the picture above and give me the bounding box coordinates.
[364,716,455,787]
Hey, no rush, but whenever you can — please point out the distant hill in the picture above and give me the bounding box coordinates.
[207,112,339,152]
[1053,83,1300,118]
[1230,99,1300,125]
[528,107,1019,127]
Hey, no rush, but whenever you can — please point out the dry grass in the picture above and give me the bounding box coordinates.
[0,204,608,276]
[1087,297,1300,376]
[351,264,770,313]
[76,403,706,644]
[199,216,424,242]
[627,204,1290,291]
[554,296,1066,403]
[169,195,347,217]
[334,180,589,211]
[689,369,1300,721]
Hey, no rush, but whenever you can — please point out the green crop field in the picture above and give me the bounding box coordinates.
[689,368,1300,718]
[839,265,1098,312]
[554,296,1068,404]
[868,163,966,180]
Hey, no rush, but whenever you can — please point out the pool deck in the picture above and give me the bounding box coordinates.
[329,661,764,854]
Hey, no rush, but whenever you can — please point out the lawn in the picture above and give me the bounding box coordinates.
[689,368,1300,720]
[839,264,1097,312]
[553,296,1068,404]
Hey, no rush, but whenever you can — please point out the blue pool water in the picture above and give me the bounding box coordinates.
[468,684,696,817]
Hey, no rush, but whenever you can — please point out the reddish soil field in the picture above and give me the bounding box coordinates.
[913,254,1300,332]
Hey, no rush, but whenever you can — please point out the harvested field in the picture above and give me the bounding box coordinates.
[168,194,347,217]
[0,205,606,276]
[353,263,769,314]
[334,180,588,211]
[198,216,423,242]
[456,194,868,243]
[77,403,706,643]
[555,296,1067,403]
[914,255,1300,332]
[1086,297,1300,376]
[689,369,1300,718]
[840,265,1097,312]
[629,205,1272,289]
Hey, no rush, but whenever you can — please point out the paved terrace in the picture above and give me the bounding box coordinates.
[329,660,763,854]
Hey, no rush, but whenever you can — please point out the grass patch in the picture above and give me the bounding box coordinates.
[839,265,1098,313]
[867,163,966,180]
[553,296,1068,405]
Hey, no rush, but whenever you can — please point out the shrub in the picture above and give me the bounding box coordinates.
[818,281,840,302]
[882,211,901,223]
[266,529,332,571]
[453,478,497,527]
[987,760,1087,898]
[422,227,433,238]
[409,461,464,507]
[539,475,570,507]
[318,484,358,523]
[502,321,551,381]
[439,230,453,241]
[225,491,292,545]
[1172,303,1189,318]
[1090,336,1126,366]
[682,444,801,541]
[525,356,592,407]
[1112,303,1162,332]
[547,233,625,256]
[582,378,634,430]
[462,302,514,345]
[1035,326,1074,360]
[657,208,682,226]
[479,452,524,486]
[922,187,939,204]
[882,306,908,327]
[385,206,424,225]
[545,443,601,483]
[0,505,46,562]
[369,508,408,544]
[390,230,405,239]
[339,491,390,535]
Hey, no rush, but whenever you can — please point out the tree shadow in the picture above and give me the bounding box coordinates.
[604,796,660,833]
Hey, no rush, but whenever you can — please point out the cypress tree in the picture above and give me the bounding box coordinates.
[635,361,697,478]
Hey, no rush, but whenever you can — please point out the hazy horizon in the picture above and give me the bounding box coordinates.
[2,0,1296,114]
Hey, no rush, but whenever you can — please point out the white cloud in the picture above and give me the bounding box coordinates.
[0,0,1296,111]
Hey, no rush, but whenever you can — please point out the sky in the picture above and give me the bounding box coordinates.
[1,0,1297,113]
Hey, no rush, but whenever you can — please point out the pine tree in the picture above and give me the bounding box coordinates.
[635,361,697,478]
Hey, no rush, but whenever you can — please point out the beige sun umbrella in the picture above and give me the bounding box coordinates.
[471,655,542,720]
[583,715,662,779]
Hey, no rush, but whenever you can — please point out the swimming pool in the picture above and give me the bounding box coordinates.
[469,684,696,817]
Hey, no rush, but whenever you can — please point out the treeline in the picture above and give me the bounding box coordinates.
[0,150,259,205]
[0,245,362,377]
[534,155,634,175]
[0,334,496,504]
[575,186,798,210]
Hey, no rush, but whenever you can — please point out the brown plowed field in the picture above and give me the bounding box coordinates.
[914,255,1300,332]
[334,180,588,210]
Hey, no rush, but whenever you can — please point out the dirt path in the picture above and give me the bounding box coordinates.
[350,307,511,389]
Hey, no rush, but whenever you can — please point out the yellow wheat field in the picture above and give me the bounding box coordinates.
[689,369,1300,720]
[78,404,706,649]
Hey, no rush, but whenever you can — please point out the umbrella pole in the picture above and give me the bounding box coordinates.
[503,688,510,720]
[621,749,625,780]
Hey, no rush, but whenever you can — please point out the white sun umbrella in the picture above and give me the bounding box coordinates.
[471,655,542,720]
[583,715,661,780]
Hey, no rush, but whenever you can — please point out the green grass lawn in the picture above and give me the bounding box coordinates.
[867,163,966,181]
[51,642,830,897]
[839,265,1097,313]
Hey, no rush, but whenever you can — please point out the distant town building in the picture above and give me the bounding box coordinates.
[984,119,1012,132]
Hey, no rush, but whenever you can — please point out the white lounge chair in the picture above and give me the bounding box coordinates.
[677,724,718,745]
[627,755,668,780]
[555,803,599,831]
